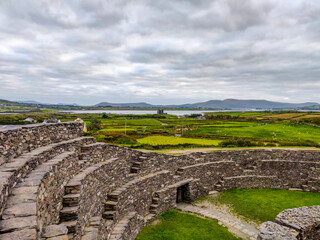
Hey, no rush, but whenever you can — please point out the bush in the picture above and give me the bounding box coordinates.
[103,132,137,145]
[87,119,102,131]
[218,140,263,148]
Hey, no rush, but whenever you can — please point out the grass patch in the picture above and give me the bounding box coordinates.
[186,122,320,143]
[136,209,240,240]
[205,189,320,223]
[137,136,222,146]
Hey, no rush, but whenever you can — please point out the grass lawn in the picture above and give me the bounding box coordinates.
[136,210,240,240]
[186,122,320,143]
[137,136,222,146]
[202,189,320,223]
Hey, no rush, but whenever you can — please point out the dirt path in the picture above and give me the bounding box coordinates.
[176,200,259,240]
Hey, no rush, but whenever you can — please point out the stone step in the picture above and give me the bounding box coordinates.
[149,209,157,214]
[65,183,81,195]
[0,228,37,239]
[104,201,117,211]
[108,193,120,201]
[149,204,158,210]
[108,212,137,239]
[2,202,36,220]
[5,193,37,207]
[152,197,160,204]
[63,194,80,207]
[0,137,94,218]
[132,162,142,167]
[0,215,37,233]
[78,152,87,160]
[130,167,139,173]
[145,213,156,223]
[64,220,77,233]
[176,168,184,174]
[60,206,79,222]
[102,210,116,220]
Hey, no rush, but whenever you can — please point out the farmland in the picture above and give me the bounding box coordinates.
[1,111,320,150]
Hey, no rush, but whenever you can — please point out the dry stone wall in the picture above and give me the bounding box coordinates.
[258,206,320,239]
[0,122,84,164]
[0,123,319,240]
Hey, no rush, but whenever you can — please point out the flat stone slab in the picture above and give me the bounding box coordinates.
[0,228,37,240]
[2,202,36,219]
[0,216,37,233]
[6,193,37,206]
[11,186,38,195]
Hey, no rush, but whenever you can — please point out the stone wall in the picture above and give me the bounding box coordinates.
[258,206,320,239]
[0,122,319,240]
[0,122,84,164]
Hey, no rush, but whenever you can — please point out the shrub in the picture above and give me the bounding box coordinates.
[218,140,263,148]
[87,119,102,131]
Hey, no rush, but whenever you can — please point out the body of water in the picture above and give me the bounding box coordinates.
[58,109,320,116]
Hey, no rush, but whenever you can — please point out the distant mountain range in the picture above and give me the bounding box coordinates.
[95,99,319,109]
[95,102,154,108]
[16,100,79,106]
[1,98,319,110]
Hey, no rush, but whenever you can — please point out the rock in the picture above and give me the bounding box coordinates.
[41,224,68,238]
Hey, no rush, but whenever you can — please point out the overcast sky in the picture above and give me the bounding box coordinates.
[0,0,320,105]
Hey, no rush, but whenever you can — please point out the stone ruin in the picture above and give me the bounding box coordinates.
[0,122,319,239]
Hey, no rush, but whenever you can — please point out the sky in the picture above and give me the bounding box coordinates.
[0,0,320,105]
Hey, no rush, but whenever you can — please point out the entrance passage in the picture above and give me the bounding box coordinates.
[176,183,190,203]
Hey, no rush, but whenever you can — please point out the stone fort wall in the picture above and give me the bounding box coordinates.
[0,123,319,240]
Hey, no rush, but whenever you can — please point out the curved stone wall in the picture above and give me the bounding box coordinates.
[0,122,84,164]
[0,123,319,240]
[258,206,320,239]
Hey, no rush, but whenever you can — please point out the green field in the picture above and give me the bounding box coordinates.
[185,122,320,143]
[1,111,320,149]
[200,189,320,223]
[137,136,222,146]
[136,210,240,240]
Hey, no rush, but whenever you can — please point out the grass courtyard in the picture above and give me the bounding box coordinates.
[198,189,320,223]
[136,210,240,240]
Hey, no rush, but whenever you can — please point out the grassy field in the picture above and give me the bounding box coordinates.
[200,189,320,223]
[1,111,320,149]
[136,210,240,240]
[185,122,320,143]
[137,136,222,146]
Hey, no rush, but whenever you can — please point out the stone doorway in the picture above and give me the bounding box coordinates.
[176,183,190,203]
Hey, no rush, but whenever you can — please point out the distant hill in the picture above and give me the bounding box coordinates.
[301,105,320,110]
[175,99,318,109]
[95,102,154,108]
[17,100,44,104]
[95,99,318,109]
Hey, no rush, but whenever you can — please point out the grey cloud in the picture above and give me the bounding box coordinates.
[0,0,320,105]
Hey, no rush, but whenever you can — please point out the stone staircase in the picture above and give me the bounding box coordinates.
[129,156,147,174]
[0,137,94,218]
[0,150,79,239]
[59,157,118,239]
[0,132,96,239]
[149,194,161,215]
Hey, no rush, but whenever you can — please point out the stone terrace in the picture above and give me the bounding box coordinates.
[0,122,319,239]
